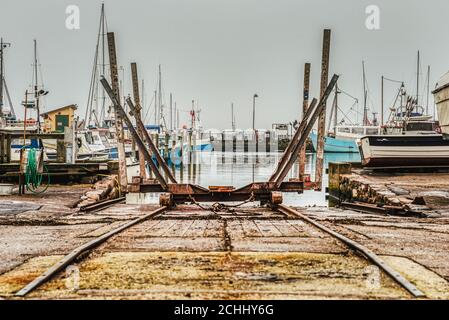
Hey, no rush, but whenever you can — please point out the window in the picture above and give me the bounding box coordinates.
[366,128,379,135]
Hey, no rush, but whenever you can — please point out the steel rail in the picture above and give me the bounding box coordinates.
[79,197,126,214]
[277,204,425,298]
[15,206,167,297]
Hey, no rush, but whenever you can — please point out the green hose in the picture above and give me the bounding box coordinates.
[24,148,50,194]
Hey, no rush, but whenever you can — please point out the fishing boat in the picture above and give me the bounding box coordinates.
[310,125,380,153]
[358,134,449,168]
[359,90,443,168]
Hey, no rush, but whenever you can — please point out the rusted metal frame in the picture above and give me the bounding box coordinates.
[130,62,147,180]
[107,32,128,191]
[135,181,302,204]
[299,62,311,178]
[126,97,177,183]
[15,206,168,297]
[100,77,169,190]
[269,98,317,183]
[274,74,339,188]
[315,29,331,190]
[277,204,425,298]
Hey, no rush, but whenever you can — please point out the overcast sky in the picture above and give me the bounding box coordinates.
[1,0,449,129]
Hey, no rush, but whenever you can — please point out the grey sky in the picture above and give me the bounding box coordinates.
[1,0,449,129]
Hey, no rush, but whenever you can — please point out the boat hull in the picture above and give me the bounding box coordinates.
[359,134,449,168]
[310,132,358,153]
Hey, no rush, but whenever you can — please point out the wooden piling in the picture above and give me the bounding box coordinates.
[107,32,128,192]
[131,62,147,180]
[164,133,169,161]
[315,29,331,190]
[328,162,351,207]
[299,63,311,178]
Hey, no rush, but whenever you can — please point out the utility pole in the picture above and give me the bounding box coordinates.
[315,29,331,190]
[107,32,128,192]
[131,62,146,179]
[252,94,258,131]
[299,63,310,178]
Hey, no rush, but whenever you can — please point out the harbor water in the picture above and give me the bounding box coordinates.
[168,151,361,207]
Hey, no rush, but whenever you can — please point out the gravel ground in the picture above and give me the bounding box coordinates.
[0,188,448,300]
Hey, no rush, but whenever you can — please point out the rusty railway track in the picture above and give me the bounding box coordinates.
[15,203,425,298]
[276,205,425,298]
[15,206,167,297]
[79,197,126,214]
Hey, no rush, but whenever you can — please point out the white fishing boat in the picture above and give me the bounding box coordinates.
[359,100,442,168]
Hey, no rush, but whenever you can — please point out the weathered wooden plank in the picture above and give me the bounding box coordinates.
[255,220,283,237]
[183,220,209,237]
[241,220,263,237]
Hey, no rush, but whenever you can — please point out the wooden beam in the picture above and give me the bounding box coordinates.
[315,29,331,190]
[131,62,147,180]
[107,32,128,193]
[299,62,311,178]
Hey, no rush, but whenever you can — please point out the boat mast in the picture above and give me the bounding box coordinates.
[141,79,145,124]
[0,38,3,118]
[158,64,162,128]
[33,39,41,132]
[231,102,235,131]
[101,3,106,125]
[426,65,430,116]
[153,90,157,125]
[362,61,368,126]
[381,76,384,126]
[416,50,420,107]
[0,39,11,119]
[334,82,338,131]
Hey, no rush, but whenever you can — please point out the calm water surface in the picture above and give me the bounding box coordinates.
[170,151,360,207]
